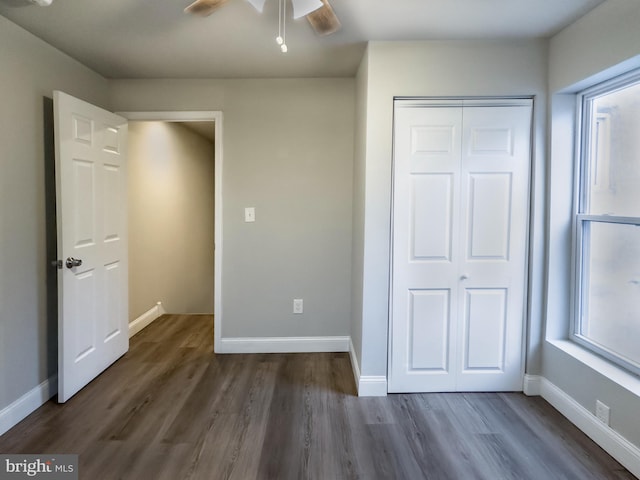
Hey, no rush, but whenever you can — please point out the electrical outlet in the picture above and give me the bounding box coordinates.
[293,299,303,314]
[595,400,610,426]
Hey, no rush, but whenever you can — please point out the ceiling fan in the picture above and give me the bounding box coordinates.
[184,0,341,36]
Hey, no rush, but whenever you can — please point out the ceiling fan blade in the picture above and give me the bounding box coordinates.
[184,0,229,17]
[292,0,323,19]
[246,0,267,13]
[306,0,341,36]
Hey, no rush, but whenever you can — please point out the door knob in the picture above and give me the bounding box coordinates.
[65,257,83,269]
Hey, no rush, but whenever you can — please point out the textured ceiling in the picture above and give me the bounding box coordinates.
[0,0,605,78]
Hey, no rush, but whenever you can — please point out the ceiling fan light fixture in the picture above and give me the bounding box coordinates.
[291,0,323,19]
[29,0,54,5]
[246,0,267,13]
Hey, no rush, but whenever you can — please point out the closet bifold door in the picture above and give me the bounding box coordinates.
[389,98,532,393]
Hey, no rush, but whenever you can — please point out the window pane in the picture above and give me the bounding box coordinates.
[586,81,640,216]
[580,221,640,367]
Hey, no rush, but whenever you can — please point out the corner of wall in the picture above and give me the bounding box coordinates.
[349,338,387,397]
[129,302,165,338]
[0,376,57,437]
[539,376,640,478]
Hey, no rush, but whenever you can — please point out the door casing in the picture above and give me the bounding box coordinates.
[119,111,224,352]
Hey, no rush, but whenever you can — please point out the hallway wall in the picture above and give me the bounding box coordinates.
[128,121,215,319]
[111,78,355,339]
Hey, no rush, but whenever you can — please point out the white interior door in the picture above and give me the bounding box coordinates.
[389,99,532,393]
[54,91,129,402]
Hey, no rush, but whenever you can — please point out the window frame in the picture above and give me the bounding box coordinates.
[571,68,640,377]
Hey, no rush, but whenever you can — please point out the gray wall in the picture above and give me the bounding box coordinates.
[0,16,110,412]
[351,40,549,379]
[545,0,640,450]
[549,0,640,93]
[111,79,355,338]
[128,121,215,319]
[3,5,639,462]
[0,19,354,417]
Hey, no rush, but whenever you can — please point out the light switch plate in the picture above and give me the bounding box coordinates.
[244,207,255,223]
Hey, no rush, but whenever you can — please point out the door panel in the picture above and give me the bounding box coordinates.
[104,261,122,339]
[73,269,97,361]
[73,159,96,246]
[55,91,129,402]
[457,105,531,391]
[390,106,462,393]
[469,127,513,155]
[409,289,451,371]
[411,125,457,159]
[462,288,507,370]
[104,164,122,241]
[389,100,531,393]
[411,174,454,261]
[467,173,512,259]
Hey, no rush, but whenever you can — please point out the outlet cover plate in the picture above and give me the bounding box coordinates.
[595,400,610,426]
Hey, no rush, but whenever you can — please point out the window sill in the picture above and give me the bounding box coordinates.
[547,339,640,398]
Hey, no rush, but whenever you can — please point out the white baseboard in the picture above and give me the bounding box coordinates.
[348,338,388,397]
[358,376,388,397]
[348,338,362,393]
[540,377,640,478]
[217,336,350,354]
[129,301,165,338]
[523,374,542,396]
[0,375,57,437]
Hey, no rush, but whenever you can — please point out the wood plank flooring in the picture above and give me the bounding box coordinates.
[0,314,634,479]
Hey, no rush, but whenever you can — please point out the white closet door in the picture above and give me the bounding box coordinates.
[389,100,532,393]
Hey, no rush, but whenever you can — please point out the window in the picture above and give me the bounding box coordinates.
[573,70,640,375]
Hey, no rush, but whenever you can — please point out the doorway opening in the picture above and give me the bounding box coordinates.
[120,111,223,351]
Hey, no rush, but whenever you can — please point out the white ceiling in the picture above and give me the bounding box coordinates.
[0,0,605,79]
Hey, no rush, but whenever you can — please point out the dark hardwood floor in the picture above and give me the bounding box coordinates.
[0,314,634,479]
